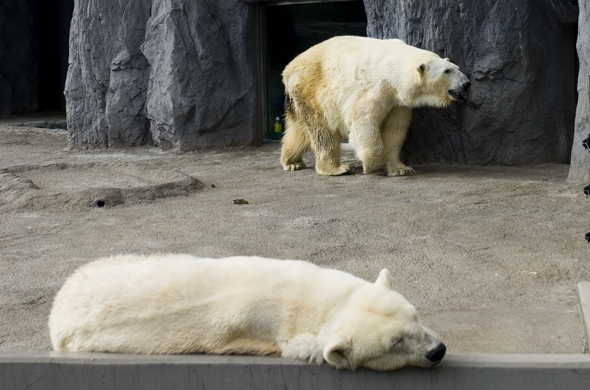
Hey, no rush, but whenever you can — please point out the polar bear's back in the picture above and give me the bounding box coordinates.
[58,253,341,295]
[282,36,439,116]
[283,36,433,84]
[48,254,362,354]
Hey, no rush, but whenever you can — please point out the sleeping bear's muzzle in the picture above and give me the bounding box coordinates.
[419,332,447,367]
[425,341,447,365]
[448,81,471,102]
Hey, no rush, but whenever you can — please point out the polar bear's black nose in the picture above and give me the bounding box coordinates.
[462,81,471,91]
[426,342,446,363]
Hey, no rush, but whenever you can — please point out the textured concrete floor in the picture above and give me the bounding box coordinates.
[0,124,589,354]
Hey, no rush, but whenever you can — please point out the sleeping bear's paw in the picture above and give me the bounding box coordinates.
[279,333,324,365]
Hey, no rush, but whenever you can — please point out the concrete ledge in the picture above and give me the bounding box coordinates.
[577,281,590,352]
[2,352,590,390]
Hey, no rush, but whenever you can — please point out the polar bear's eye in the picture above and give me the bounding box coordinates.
[389,338,402,350]
[444,69,451,74]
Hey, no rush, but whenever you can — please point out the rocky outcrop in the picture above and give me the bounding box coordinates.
[65,1,152,148]
[141,0,259,150]
[64,0,583,169]
[0,0,39,115]
[364,0,579,166]
[569,0,590,182]
[66,0,259,150]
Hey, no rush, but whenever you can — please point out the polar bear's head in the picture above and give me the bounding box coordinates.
[412,55,470,108]
[322,269,446,371]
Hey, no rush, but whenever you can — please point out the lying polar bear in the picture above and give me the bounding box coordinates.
[48,254,446,371]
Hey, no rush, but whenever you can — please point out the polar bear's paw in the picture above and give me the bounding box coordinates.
[279,333,324,365]
[388,166,415,176]
[283,162,307,171]
[317,164,351,176]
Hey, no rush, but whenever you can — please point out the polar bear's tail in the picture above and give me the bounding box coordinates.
[280,93,310,171]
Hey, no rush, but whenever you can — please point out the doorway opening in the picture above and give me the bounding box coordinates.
[35,0,74,113]
[262,1,367,140]
[0,0,73,122]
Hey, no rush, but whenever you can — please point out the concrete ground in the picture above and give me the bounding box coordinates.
[1,120,589,354]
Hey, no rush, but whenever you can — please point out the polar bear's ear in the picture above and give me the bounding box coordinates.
[444,58,450,62]
[324,337,355,370]
[417,63,426,75]
[375,269,394,290]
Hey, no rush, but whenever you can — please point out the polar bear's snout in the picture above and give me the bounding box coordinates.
[460,81,471,93]
[448,80,471,102]
[425,341,446,364]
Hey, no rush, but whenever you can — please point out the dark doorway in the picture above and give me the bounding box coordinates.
[264,1,367,140]
[34,0,74,112]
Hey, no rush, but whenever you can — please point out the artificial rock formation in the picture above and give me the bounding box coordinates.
[65,1,151,148]
[364,0,579,166]
[66,0,259,150]
[569,0,590,182]
[62,0,584,173]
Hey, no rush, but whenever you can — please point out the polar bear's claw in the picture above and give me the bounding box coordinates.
[283,162,306,171]
[335,164,352,175]
[317,164,351,176]
[388,166,415,176]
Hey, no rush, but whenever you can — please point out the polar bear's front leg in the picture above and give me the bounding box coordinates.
[381,107,415,176]
[348,128,386,174]
[347,90,397,174]
[279,333,324,364]
[385,139,415,176]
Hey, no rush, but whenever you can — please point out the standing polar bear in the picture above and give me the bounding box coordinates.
[48,254,446,371]
[280,36,470,176]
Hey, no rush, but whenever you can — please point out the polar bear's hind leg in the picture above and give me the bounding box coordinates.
[281,94,350,176]
[309,126,350,176]
[281,111,310,171]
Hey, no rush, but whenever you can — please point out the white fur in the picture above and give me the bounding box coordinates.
[49,254,444,371]
[280,36,469,176]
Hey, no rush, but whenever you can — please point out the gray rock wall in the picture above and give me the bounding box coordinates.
[142,0,259,150]
[0,0,38,116]
[66,0,259,150]
[364,0,578,166]
[65,1,152,148]
[63,0,584,172]
[569,0,590,182]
